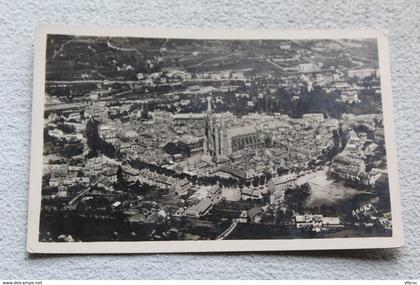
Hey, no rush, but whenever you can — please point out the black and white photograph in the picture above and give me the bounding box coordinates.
[26,26,403,253]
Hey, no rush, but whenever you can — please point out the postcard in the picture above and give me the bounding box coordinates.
[27,25,403,253]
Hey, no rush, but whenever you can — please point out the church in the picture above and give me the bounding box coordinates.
[203,97,262,164]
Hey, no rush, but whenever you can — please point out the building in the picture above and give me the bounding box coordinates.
[220,187,241,201]
[175,179,191,196]
[98,124,117,144]
[303,113,324,123]
[178,136,204,155]
[320,217,343,229]
[121,166,139,183]
[295,214,343,232]
[247,207,264,223]
[84,156,110,177]
[171,113,206,122]
[267,173,297,205]
[207,185,222,201]
[186,198,213,218]
[48,129,64,138]
[203,98,262,163]
[269,189,284,206]
[347,68,378,79]
[299,62,322,73]
[241,189,263,200]
[339,90,360,104]
[296,214,323,230]
[103,167,118,183]
[368,168,388,188]
[97,176,114,191]
[330,152,366,181]
[345,131,363,154]
[138,169,177,190]
[374,128,385,145]
[267,173,297,192]
[211,165,248,180]
[228,125,261,154]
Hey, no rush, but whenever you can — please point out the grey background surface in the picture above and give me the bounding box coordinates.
[0,0,419,279]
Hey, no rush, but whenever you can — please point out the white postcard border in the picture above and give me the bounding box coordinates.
[27,24,404,253]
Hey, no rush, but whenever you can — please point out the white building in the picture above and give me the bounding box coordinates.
[268,173,297,192]
[347,68,378,79]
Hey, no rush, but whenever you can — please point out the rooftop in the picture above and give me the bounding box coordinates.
[228,125,258,137]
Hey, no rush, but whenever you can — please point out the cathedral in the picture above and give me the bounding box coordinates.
[203,97,262,164]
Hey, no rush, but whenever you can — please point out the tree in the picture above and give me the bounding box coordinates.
[116,166,128,191]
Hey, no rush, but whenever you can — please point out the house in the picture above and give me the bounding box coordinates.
[248,207,264,223]
[374,128,385,145]
[207,185,222,200]
[97,176,114,191]
[295,214,323,230]
[103,167,118,183]
[128,213,147,223]
[347,68,378,79]
[321,217,343,229]
[267,173,297,193]
[303,113,324,123]
[295,214,343,232]
[175,179,191,197]
[241,189,262,200]
[174,207,186,217]
[98,124,117,144]
[338,90,360,104]
[186,198,213,218]
[111,201,121,209]
[269,189,285,206]
[330,152,366,181]
[220,187,241,201]
[122,166,140,183]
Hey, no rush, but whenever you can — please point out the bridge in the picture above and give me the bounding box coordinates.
[216,220,239,240]
[68,187,92,209]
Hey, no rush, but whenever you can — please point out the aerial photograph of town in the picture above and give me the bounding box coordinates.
[39,34,392,242]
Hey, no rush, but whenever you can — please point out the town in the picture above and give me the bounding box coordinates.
[39,36,392,242]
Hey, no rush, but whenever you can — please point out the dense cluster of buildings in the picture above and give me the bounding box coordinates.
[40,36,391,241]
[43,81,388,237]
[330,114,388,188]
